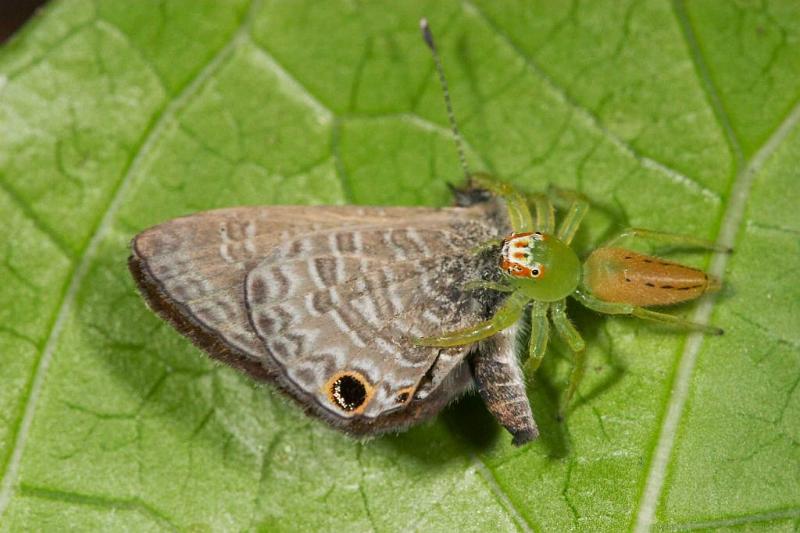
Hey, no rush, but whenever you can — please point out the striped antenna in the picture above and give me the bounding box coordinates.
[420,18,470,181]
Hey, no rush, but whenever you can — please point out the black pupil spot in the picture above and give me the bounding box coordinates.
[332,375,367,411]
[396,392,409,404]
[532,269,539,276]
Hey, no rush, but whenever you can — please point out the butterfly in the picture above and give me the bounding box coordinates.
[127,186,538,441]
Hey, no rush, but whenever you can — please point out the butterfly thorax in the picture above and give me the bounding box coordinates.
[500,231,581,302]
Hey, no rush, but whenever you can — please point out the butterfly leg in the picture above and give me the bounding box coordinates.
[474,325,539,445]
[603,228,731,253]
[550,299,586,418]
[573,290,723,335]
[527,301,550,371]
[470,172,534,233]
[415,291,529,347]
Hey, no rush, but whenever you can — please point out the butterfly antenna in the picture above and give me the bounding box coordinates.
[420,18,470,182]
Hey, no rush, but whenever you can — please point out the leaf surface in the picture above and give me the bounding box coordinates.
[1,1,798,530]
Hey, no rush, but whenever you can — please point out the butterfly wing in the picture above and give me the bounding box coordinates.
[129,200,510,434]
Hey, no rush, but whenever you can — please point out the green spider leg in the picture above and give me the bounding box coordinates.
[572,289,723,335]
[470,172,534,233]
[550,299,587,415]
[463,280,514,293]
[603,227,730,253]
[526,193,555,233]
[549,188,589,245]
[415,291,530,347]
[527,301,550,371]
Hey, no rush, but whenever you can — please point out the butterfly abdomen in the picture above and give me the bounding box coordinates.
[582,247,719,307]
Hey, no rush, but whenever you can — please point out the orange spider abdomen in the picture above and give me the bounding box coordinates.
[583,247,720,307]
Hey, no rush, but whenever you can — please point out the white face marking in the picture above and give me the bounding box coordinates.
[501,233,544,278]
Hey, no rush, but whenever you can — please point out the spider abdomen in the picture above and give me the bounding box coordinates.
[582,247,720,307]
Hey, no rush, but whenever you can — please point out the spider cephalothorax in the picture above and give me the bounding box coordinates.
[500,231,582,302]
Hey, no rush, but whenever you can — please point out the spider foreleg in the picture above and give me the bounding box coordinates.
[550,188,589,245]
[414,291,529,347]
[470,172,534,234]
[463,279,514,293]
[525,193,555,234]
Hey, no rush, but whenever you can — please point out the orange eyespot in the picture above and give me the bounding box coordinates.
[530,263,545,279]
[324,371,374,414]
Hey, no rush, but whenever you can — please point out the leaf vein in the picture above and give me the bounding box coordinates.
[0,0,261,519]
[463,0,721,203]
[633,88,800,533]
[671,0,745,167]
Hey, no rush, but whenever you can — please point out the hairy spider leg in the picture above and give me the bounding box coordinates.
[572,289,723,335]
[549,188,590,245]
[526,193,555,234]
[527,301,550,371]
[415,291,530,347]
[463,280,514,293]
[604,227,731,253]
[470,172,534,234]
[550,299,587,416]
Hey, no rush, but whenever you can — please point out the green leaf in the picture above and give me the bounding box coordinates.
[1,0,799,530]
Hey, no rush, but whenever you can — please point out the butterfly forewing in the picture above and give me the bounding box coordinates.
[129,200,510,434]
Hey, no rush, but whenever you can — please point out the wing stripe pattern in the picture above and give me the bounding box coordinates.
[131,202,510,428]
[246,224,502,418]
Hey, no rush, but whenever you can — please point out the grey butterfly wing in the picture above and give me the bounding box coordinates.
[129,200,510,435]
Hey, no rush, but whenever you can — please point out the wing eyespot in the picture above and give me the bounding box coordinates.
[530,263,545,279]
[395,386,415,405]
[325,371,374,414]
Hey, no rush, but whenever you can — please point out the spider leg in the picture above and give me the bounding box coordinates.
[415,291,529,347]
[463,279,514,293]
[527,301,550,371]
[470,172,534,233]
[549,187,589,245]
[603,227,730,253]
[525,193,555,234]
[573,289,723,335]
[469,237,504,255]
[550,299,586,417]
